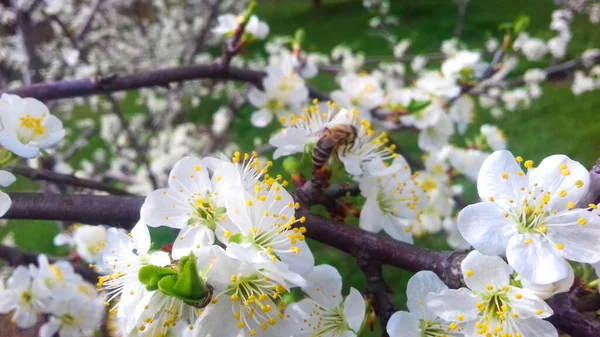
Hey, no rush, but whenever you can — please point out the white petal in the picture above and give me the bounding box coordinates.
[39,318,61,337]
[343,288,365,333]
[13,307,38,328]
[167,156,211,195]
[386,311,422,337]
[513,317,558,337]
[0,170,16,187]
[279,239,314,276]
[461,250,511,292]
[506,234,569,284]
[0,191,11,216]
[477,150,526,205]
[141,188,191,229]
[426,288,479,322]
[171,225,215,260]
[247,87,267,107]
[407,271,447,320]
[303,264,343,310]
[528,155,589,210]
[131,220,151,254]
[193,300,239,337]
[148,251,171,267]
[224,186,252,233]
[520,264,574,300]
[250,109,274,128]
[0,131,38,158]
[546,214,600,263]
[457,202,515,255]
[338,152,363,176]
[359,197,384,233]
[508,286,553,318]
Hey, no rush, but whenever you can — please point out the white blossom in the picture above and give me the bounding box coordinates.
[458,150,600,284]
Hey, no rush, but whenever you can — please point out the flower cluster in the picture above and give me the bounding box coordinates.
[95,154,366,337]
[0,255,103,337]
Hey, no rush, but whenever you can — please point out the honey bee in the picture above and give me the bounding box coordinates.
[312,124,358,169]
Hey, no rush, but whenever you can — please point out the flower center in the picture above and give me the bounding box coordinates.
[225,274,287,332]
[190,195,224,230]
[61,313,77,326]
[473,288,515,336]
[419,319,456,337]
[312,306,348,336]
[20,290,32,305]
[512,194,551,235]
[19,114,46,136]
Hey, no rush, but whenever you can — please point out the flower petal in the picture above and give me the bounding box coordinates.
[457,202,515,255]
[461,250,511,292]
[506,234,569,284]
[406,271,447,320]
[477,150,526,205]
[171,225,215,260]
[528,155,589,210]
[343,288,365,333]
[386,311,422,337]
[303,264,343,310]
[250,109,274,128]
[426,288,479,322]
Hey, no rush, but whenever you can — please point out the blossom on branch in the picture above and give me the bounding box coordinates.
[458,150,600,284]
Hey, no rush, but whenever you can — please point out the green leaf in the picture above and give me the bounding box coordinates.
[174,254,207,301]
[513,15,530,34]
[407,99,431,113]
[138,265,177,291]
[498,22,513,32]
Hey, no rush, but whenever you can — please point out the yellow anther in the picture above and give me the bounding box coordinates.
[558,190,567,197]
[516,156,523,163]
[523,239,532,245]
[576,180,584,188]
[524,160,534,168]
[502,172,508,179]
[466,270,474,277]
[578,217,587,226]
[555,243,564,250]
[567,201,575,209]
[562,169,571,176]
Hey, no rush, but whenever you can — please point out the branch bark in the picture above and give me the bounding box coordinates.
[1,63,329,102]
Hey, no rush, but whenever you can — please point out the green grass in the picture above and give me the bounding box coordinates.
[4,0,600,335]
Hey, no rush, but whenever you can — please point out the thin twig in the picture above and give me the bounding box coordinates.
[0,245,98,283]
[105,94,159,190]
[186,0,221,65]
[76,0,103,41]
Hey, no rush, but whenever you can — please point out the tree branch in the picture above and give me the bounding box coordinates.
[1,193,599,336]
[7,167,133,196]
[1,63,329,102]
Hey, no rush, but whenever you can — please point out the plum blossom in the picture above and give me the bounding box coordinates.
[457,150,600,284]
[427,251,557,337]
[331,72,384,121]
[359,157,426,243]
[0,266,47,328]
[247,60,309,127]
[387,271,461,337]
[287,265,366,337]
[0,94,65,158]
[141,156,222,259]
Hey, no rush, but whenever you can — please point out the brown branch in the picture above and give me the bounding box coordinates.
[2,192,600,336]
[0,245,98,284]
[1,63,329,102]
[357,257,394,336]
[546,286,600,337]
[8,167,133,196]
